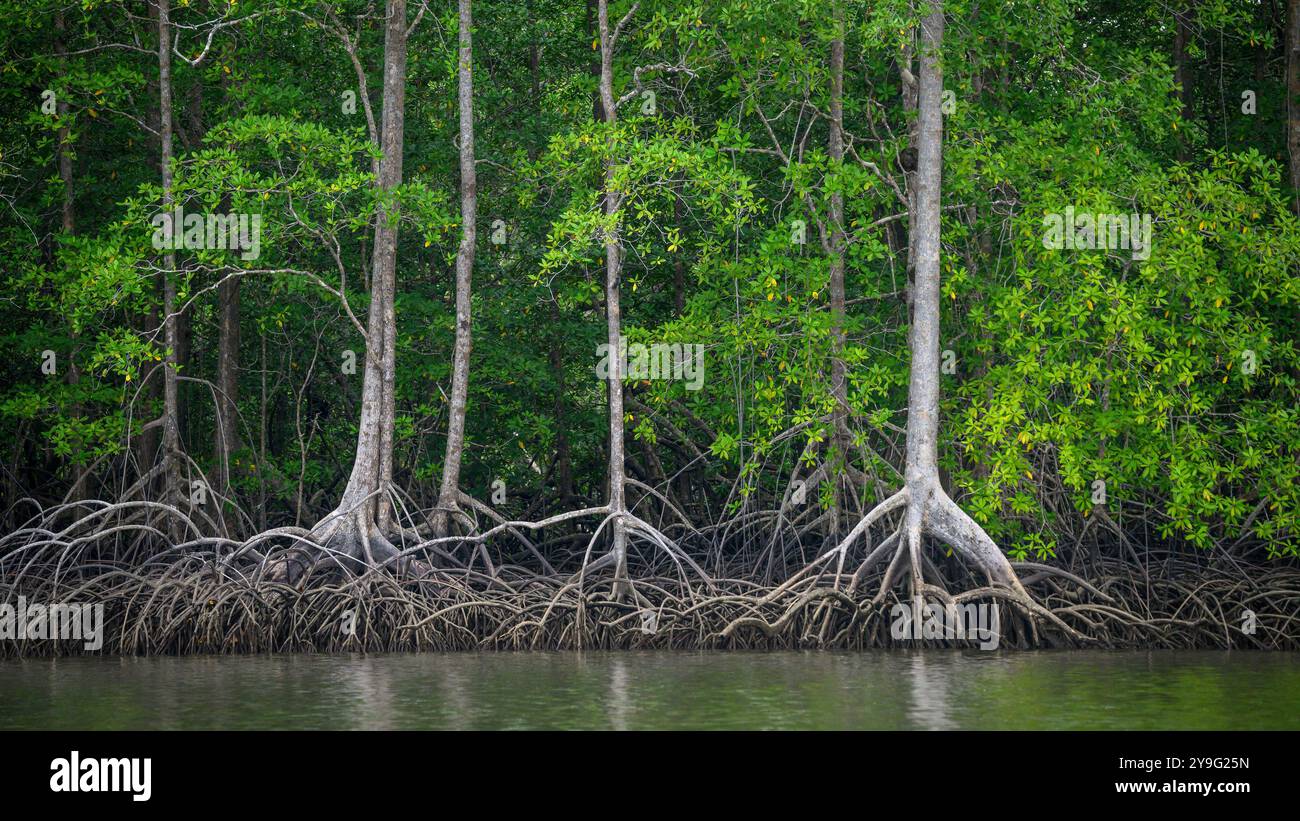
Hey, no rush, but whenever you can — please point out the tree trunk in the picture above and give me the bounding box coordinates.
[310,0,407,567]
[597,0,629,598]
[839,0,1030,610]
[905,7,946,492]
[904,0,1023,593]
[433,0,477,537]
[828,5,848,538]
[157,0,182,518]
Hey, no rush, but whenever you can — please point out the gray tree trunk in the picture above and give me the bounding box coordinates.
[434,0,477,536]
[837,0,1028,606]
[314,0,407,563]
[904,7,945,489]
[597,0,629,596]
[904,0,1023,593]
[157,0,182,517]
[828,5,848,538]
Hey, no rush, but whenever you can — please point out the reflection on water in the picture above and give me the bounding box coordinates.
[0,650,1296,730]
[908,654,955,731]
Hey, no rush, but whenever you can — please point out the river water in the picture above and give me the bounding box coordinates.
[1,651,1296,730]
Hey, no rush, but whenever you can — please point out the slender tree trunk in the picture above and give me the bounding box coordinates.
[1288,0,1300,212]
[836,0,1029,610]
[828,5,848,538]
[905,8,946,492]
[157,0,182,517]
[904,0,1024,595]
[374,2,408,535]
[597,0,629,598]
[211,34,238,510]
[314,0,407,563]
[434,0,477,536]
[136,0,162,485]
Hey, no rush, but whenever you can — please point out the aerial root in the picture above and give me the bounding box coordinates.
[2,498,1296,654]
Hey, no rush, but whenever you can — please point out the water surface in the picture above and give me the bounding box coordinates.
[1,650,1296,730]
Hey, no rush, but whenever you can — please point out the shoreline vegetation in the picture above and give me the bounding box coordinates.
[2,498,1296,656]
[3,0,1298,659]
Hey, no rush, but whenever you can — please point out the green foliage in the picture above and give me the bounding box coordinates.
[0,0,1294,560]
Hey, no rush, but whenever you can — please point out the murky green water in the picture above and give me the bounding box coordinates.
[1,651,1297,730]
